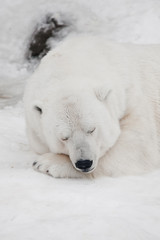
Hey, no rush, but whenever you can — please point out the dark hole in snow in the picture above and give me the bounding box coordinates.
[26,14,67,60]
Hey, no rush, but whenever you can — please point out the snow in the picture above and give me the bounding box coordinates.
[0,0,160,239]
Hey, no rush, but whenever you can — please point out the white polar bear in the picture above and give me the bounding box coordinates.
[24,34,160,178]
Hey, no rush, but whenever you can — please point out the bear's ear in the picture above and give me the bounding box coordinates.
[34,106,42,114]
[95,86,126,120]
[95,86,112,102]
[33,101,43,115]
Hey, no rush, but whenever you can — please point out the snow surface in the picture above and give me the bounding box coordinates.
[1,0,160,239]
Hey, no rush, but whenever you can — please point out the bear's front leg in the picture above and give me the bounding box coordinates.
[33,153,85,178]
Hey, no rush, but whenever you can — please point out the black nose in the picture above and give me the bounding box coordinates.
[75,160,93,170]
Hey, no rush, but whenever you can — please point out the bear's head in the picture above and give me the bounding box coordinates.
[33,86,126,173]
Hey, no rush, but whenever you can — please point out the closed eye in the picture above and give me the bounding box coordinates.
[87,128,96,134]
[61,136,69,141]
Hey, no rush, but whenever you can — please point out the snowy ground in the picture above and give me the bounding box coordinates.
[1,0,160,239]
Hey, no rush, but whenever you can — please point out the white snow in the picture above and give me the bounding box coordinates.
[0,0,160,239]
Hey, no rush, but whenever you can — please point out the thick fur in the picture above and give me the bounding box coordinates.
[24,34,160,178]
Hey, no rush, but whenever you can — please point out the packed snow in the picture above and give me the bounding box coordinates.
[0,0,160,239]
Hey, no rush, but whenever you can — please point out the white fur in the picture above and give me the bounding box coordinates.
[24,34,160,178]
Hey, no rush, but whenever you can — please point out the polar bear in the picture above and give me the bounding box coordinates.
[24,34,160,178]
